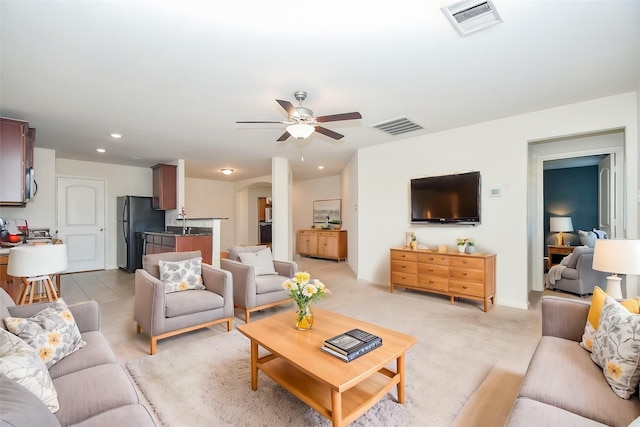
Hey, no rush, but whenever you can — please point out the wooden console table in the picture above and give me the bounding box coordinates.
[547,245,576,270]
[390,248,496,312]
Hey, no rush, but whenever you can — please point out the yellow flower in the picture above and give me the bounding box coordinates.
[178,281,189,291]
[607,361,622,380]
[294,272,311,285]
[48,331,62,347]
[60,310,73,322]
[39,347,53,362]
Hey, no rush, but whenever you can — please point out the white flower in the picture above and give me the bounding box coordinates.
[301,283,318,297]
[282,280,298,291]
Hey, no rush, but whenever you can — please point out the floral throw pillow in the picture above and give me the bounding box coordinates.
[0,328,59,412]
[238,247,277,276]
[158,257,205,293]
[5,298,86,369]
[591,295,640,399]
[580,286,640,352]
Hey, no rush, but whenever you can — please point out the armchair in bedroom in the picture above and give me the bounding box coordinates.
[546,246,608,296]
[220,245,297,323]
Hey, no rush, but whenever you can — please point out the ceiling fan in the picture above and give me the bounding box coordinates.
[236,91,362,142]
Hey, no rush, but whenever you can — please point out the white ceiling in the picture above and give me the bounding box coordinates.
[1,1,639,181]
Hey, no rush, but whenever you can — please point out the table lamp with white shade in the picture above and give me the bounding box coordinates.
[7,244,68,304]
[550,217,574,246]
[592,239,640,300]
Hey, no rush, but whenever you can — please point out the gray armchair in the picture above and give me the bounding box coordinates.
[134,250,233,354]
[220,245,297,323]
[548,247,608,296]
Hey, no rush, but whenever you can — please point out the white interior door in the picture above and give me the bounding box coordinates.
[56,177,106,273]
[598,154,623,238]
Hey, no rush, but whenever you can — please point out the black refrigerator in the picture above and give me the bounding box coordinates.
[117,196,165,273]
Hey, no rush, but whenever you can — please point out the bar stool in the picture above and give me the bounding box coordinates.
[7,244,68,304]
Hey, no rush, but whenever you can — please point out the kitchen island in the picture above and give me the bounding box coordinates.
[144,231,212,265]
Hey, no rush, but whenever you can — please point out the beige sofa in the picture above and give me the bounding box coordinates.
[0,289,155,426]
[505,296,640,427]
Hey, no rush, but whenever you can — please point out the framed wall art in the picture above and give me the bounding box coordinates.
[313,199,341,225]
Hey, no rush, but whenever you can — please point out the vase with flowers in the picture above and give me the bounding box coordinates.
[456,237,468,253]
[282,272,331,330]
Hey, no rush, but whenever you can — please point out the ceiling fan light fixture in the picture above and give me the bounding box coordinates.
[286,123,315,139]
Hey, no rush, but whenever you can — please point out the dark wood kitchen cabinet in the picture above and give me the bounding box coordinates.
[151,163,176,210]
[145,233,213,264]
[0,118,35,206]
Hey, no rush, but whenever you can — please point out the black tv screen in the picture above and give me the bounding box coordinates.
[410,171,481,224]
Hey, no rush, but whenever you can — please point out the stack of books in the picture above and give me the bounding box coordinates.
[321,328,382,362]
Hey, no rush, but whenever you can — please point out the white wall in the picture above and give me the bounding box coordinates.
[56,158,154,269]
[342,153,358,273]
[356,92,638,309]
[184,177,235,251]
[0,148,56,233]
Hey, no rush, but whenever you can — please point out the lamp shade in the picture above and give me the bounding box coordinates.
[286,123,315,139]
[550,217,573,232]
[7,244,68,278]
[593,239,640,275]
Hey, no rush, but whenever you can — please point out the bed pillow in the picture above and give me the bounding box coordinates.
[158,257,205,293]
[591,296,640,399]
[581,286,640,352]
[0,328,59,412]
[4,298,86,368]
[238,247,278,275]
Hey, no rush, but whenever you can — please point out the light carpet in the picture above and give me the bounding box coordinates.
[126,286,541,427]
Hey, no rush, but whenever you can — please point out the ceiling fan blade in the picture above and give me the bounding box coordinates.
[276,99,297,117]
[277,131,291,142]
[236,121,287,124]
[315,126,344,140]
[316,112,362,123]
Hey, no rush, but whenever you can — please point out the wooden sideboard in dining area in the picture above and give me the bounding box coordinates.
[390,247,496,312]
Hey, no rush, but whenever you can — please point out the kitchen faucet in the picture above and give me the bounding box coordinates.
[177,207,187,234]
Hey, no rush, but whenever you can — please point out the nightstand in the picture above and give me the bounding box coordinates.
[547,245,576,270]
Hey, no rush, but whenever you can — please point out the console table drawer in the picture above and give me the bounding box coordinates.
[417,263,448,278]
[417,253,449,265]
[449,267,485,283]
[391,260,417,275]
[391,250,418,262]
[417,275,448,292]
[391,271,417,286]
[449,257,485,270]
[449,280,484,297]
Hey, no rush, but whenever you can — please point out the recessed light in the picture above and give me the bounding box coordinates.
[220,168,234,175]
[110,133,123,139]
[96,148,106,153]
[318,166,324,170]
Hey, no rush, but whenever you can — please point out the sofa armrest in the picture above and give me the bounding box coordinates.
[202,263,234,316]
[134,269,166,336]
[273,260,297,278]
[7,300,100,333]
[220,258,256,308]
[541,295,590,342]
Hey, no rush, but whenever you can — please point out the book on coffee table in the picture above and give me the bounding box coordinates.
[322,328,382,362]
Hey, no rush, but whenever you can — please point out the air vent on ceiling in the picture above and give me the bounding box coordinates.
[369,116,424,136]
[443,0,502,36]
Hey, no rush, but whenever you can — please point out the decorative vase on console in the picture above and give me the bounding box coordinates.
[465,240,475,254]
[457,237,468,253]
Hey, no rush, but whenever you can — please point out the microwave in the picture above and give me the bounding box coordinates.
[25,168,37,200]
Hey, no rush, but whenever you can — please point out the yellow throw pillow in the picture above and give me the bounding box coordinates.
[580,286,640,352]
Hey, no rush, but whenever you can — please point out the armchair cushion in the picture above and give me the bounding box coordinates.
[578,230,597,248]
[227,245,268,262]
[255,275,287,294]
[4,298,86,369]
[164,289,225,318]
[238,247,277,275]
[158,256,205,293]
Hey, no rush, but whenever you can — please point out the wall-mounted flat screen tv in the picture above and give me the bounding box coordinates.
[410,171,481,224]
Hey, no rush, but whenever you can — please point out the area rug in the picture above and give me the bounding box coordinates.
[126,290,540,426]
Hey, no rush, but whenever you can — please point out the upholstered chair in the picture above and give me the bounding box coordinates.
[134,250,233,354]
[220,245,297,323]
[548,247,608,296]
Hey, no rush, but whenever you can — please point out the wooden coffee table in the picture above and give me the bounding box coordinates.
[237,308,417,427]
